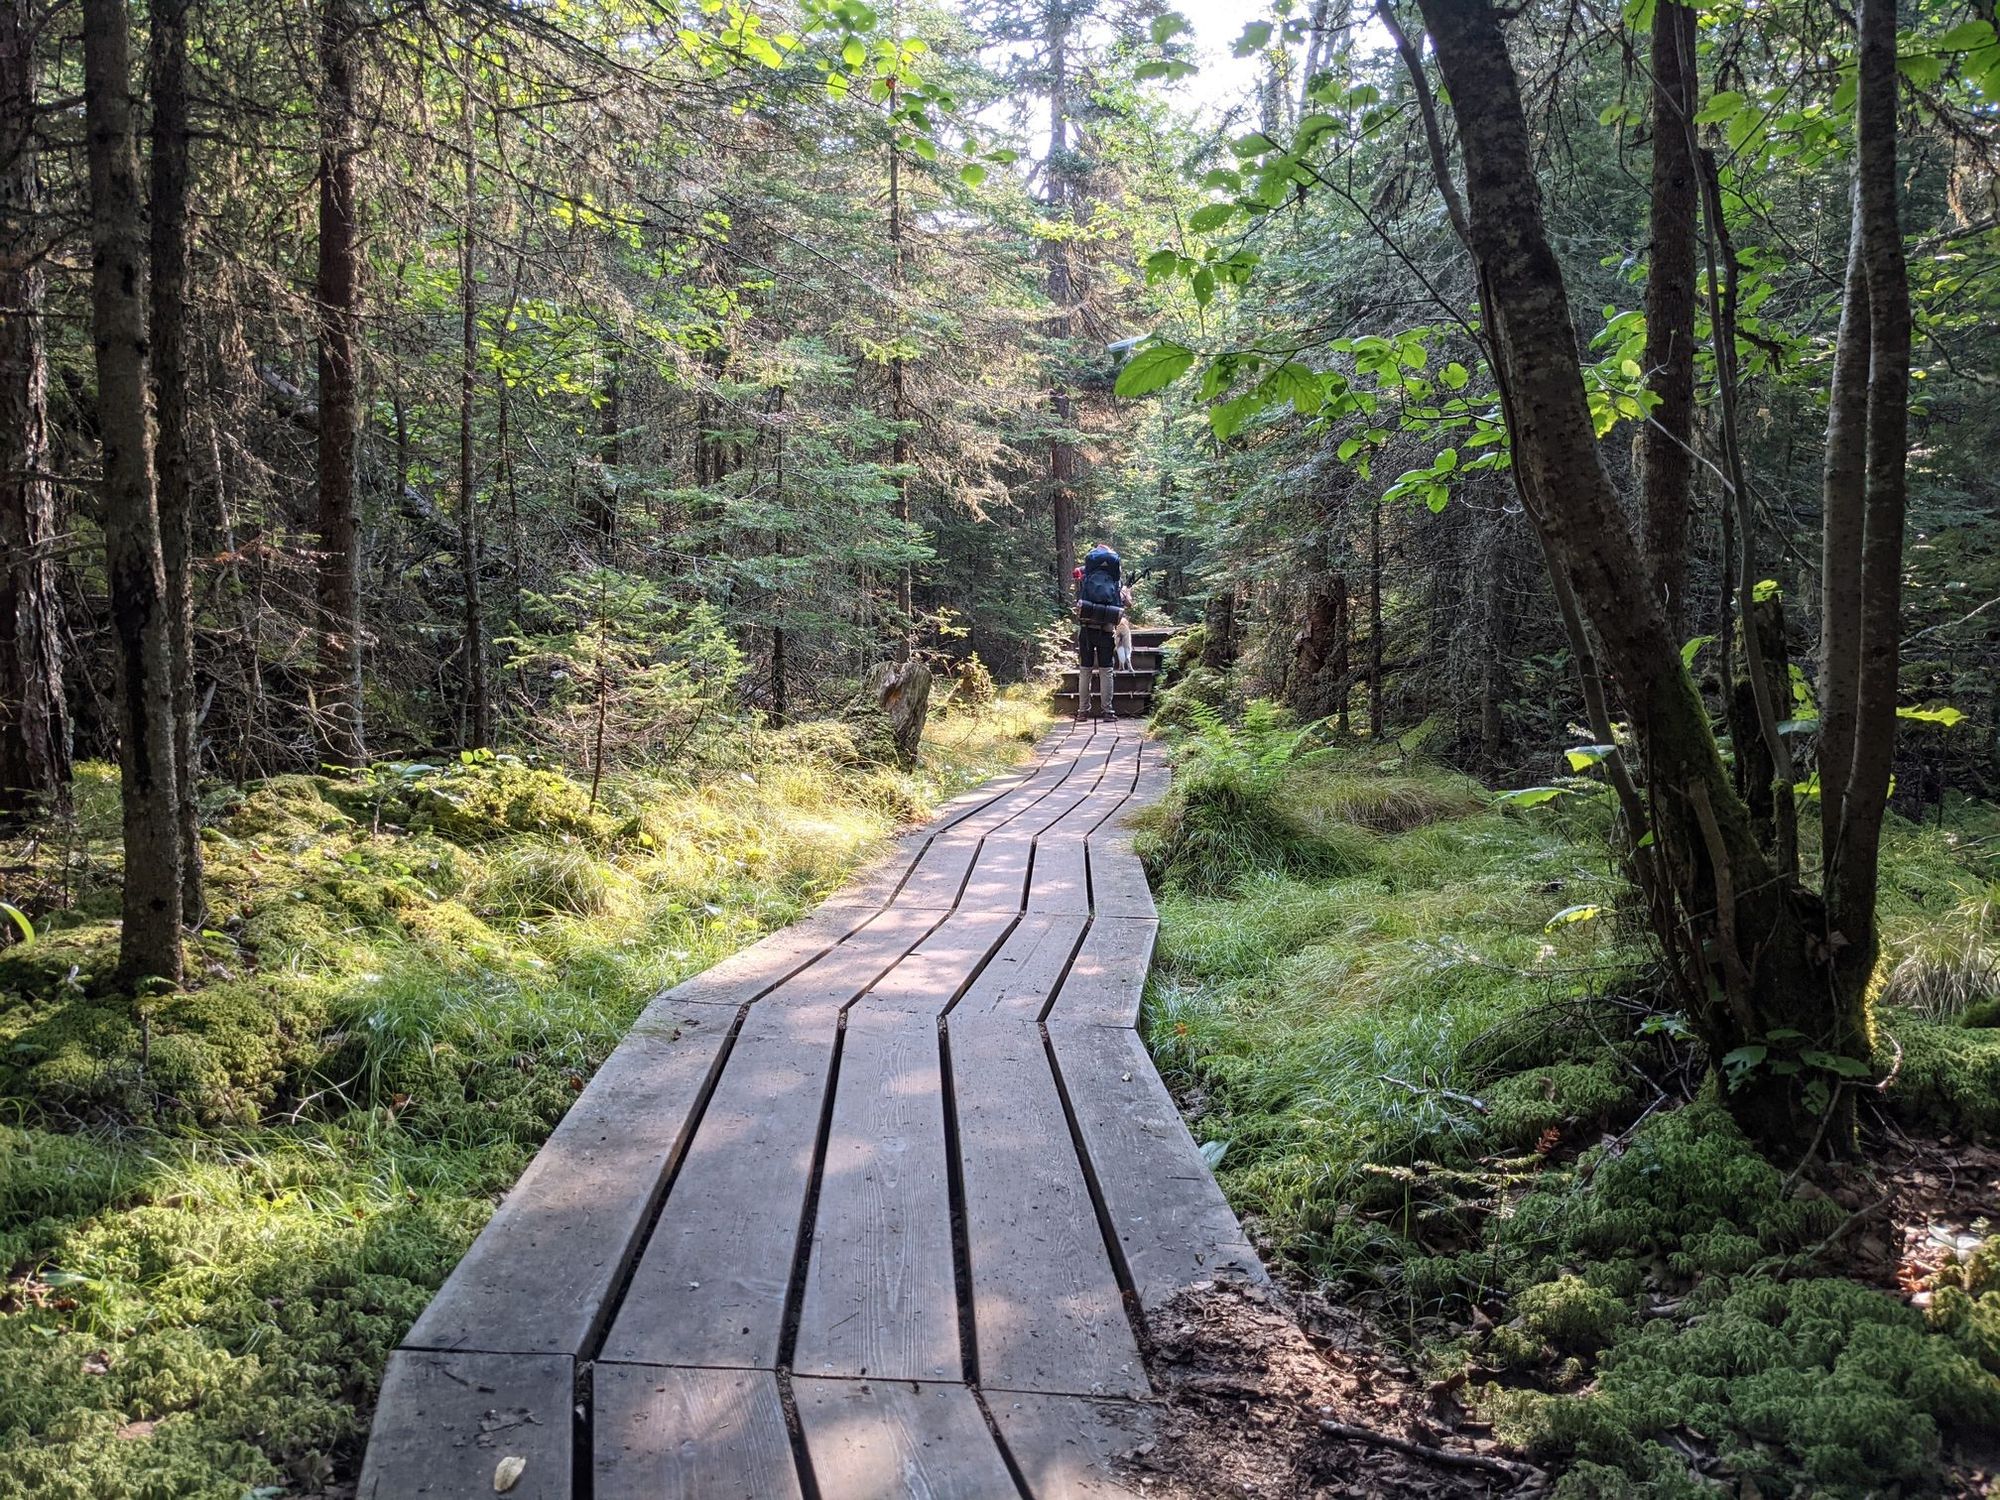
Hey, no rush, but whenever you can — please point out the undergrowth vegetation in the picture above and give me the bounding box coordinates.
[0,695,1044,1499]
[1140,699,2000,1498]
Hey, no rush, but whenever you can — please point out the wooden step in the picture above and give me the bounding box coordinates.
[1057,667,1157,692]
[1052,693,1154,717]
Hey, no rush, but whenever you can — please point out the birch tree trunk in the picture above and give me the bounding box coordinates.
[1824,0,1911,1000]
[1412,0,1871,1149]
[458,52,490,748]
[1044,9,1079,600]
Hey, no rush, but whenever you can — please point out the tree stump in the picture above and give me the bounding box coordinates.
[844,660,932,769]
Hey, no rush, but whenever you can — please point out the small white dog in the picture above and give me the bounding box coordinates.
[1114,587,1134,672]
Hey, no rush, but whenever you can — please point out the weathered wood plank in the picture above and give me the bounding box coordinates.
[593,1365,802,1500]
[359,1350,573,1500]
[1039,741,1142,841]
[1047,1021,1266,1314]
[1041,919,1156,1028]
[956,834,1032,911]
[598,1007,837,1369]
[793,1377,1020,1499]
[1025,836,1091,916]
[987,1391,1158,1499]
[402,1005,729,1358]
[1006,747,1115,836]
[654,907,870,1009]
[948,745,1083,837]
[793,1010,959,1380]
[1085,846,1155,924]
[950,912,1088,1022]
[949,1018,1147,1397]
[893,832,984,909]
[862,908,1018,1016]
[754,905,941,1017]
[827,731,1071,912]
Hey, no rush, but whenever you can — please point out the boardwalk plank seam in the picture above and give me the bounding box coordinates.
[363,720,1265,1499]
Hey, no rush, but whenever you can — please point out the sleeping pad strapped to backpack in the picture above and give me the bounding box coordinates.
[1077,547,1124,630]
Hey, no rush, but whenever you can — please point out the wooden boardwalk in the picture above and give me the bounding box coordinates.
[359,721,1264,1499]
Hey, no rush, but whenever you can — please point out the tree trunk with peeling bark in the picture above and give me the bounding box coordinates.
[1044,9,1079,601]
[84,0,183,985]
[1822,0,1911,1011]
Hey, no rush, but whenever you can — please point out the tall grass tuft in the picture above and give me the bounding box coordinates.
[1138,700,1375,895]
[1876,882,2000,1020]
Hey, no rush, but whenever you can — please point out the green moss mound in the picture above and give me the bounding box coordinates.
[411,755,611,842]
[1539,1100,1842,1269]
[1138,723,2000,1499]
[1149,662,1229,735]
[1485,1057,1638,1151]
[1492,1277,2000,1498]
[0,703,1049,1498]
[1881,1013,2000,1138]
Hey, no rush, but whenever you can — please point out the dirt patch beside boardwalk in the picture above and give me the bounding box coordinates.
[1115,1282,1537,1498]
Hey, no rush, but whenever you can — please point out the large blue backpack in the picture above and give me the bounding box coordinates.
[1077,547,1124,629]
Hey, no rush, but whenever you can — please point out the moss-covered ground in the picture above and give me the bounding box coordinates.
[1139,703,2000,1498]
[0,696,1046,1499]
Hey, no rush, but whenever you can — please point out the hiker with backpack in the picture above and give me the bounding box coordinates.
[1073,542,1125,722]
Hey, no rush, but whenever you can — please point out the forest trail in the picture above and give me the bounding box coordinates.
[358,721,1266,1499]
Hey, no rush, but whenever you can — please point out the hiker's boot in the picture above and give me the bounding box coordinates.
[1098,667,1118,720]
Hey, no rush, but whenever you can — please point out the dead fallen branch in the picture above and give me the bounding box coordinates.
[1317,1417,1544,1485]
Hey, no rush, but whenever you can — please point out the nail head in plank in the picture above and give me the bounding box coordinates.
[1043,919,1156,1028]
[359,1350,572,1500]
[402,1007,728,1357]
[793,1010,960,1380]
[1046,1021,1267,1315]
[598,1013,836,1369]
[987,1391,1159,1499]
[593,1364,802,1500]
[950,1018,1148,1398]
[952,912,1089,1021]
[793,1376,1021,1499]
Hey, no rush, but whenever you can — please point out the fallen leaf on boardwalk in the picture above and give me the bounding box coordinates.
[493,1455,526,1492]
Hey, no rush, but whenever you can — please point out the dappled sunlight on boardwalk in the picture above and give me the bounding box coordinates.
[360,718,1266,1498]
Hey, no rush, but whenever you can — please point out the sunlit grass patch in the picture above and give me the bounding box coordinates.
[1142,712,2000,1498]
[0,690,1048,1498]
